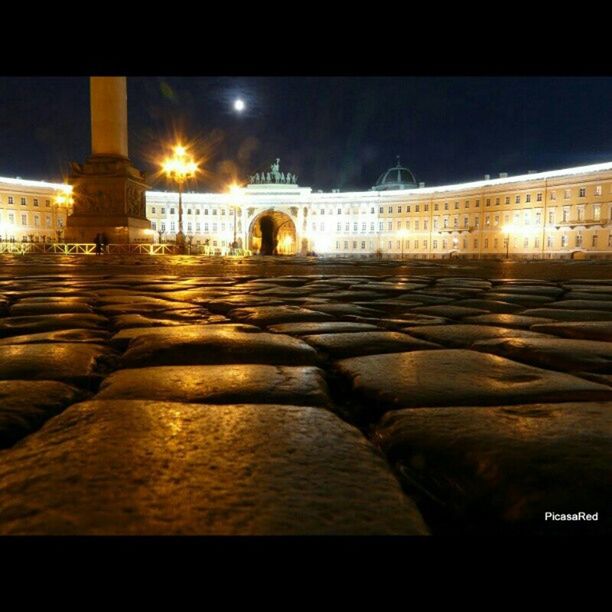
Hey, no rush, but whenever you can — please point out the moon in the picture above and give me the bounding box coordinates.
[233,98,245,112]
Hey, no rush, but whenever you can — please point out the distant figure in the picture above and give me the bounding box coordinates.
[94,233,102,256]
[101,233,109,253]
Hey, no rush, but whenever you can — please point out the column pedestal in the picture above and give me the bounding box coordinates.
[65,155,150,244]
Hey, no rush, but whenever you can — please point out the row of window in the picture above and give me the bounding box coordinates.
[335,232,612,251]
[150,207,237,216]
[151,221,240,233]
[0,212,56,227]
[314,204,607,234]
[0,196,51,206]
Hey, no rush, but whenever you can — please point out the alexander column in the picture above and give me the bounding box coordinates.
[65,77,151,244]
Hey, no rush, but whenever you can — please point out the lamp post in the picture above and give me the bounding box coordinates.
[54,186,73,243]
[398,228,409,260]
[502,224,513,259]
[228,183,242,253]
[162,144,198,254]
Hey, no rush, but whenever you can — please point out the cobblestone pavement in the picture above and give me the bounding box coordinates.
[0,258,611,535]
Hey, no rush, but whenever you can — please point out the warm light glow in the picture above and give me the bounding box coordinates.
[234,99,245,112]
[502,224,515,235]
[228,183,242,195]
[162,144,199,183]
[398,228,410,238]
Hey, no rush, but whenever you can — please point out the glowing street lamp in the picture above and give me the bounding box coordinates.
[162,144,198,254]
[54,185,73,243]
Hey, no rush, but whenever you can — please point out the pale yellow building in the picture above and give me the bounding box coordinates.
[2,159,611,258]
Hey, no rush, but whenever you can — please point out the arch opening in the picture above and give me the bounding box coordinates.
[249,210,297,255]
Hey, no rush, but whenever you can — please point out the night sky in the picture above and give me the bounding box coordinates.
[0,76,611,192]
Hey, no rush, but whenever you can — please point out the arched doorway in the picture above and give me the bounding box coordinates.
[249,210,297,255]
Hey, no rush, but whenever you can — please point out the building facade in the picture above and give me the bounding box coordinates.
[2,159,612,258]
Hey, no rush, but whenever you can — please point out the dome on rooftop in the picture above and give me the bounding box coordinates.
[372,157,417,191]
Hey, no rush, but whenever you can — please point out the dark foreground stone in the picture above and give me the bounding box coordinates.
[119,325,319,367]
[530,321,612,342]
[374,403,612,535]
[96,364,331,407]
[473,337,612,374]
[0,380,88,448]
[333,349,612,422]
[0,401,429,535]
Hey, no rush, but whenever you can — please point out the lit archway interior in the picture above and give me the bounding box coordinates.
[249,210,297,255]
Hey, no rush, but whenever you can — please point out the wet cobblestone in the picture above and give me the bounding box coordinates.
[0,256,611,535]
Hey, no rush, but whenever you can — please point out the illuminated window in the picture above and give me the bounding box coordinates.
[34,215,40,227]
[564,189,571,199]
[170,222,176,232]
[547,235,552,248]
[561,234,568,247]
[593,204,601,220]
[576,233,583,247]
[595,186,602,196]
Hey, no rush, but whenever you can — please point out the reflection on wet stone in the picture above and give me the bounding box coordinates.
[1,264,611,535]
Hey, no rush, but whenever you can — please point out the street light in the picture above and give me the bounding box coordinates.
[162,144,198,254]
[398,228,409,260]
[54,185,73,243]
[502,224,514,259]
[228,183,242,253]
